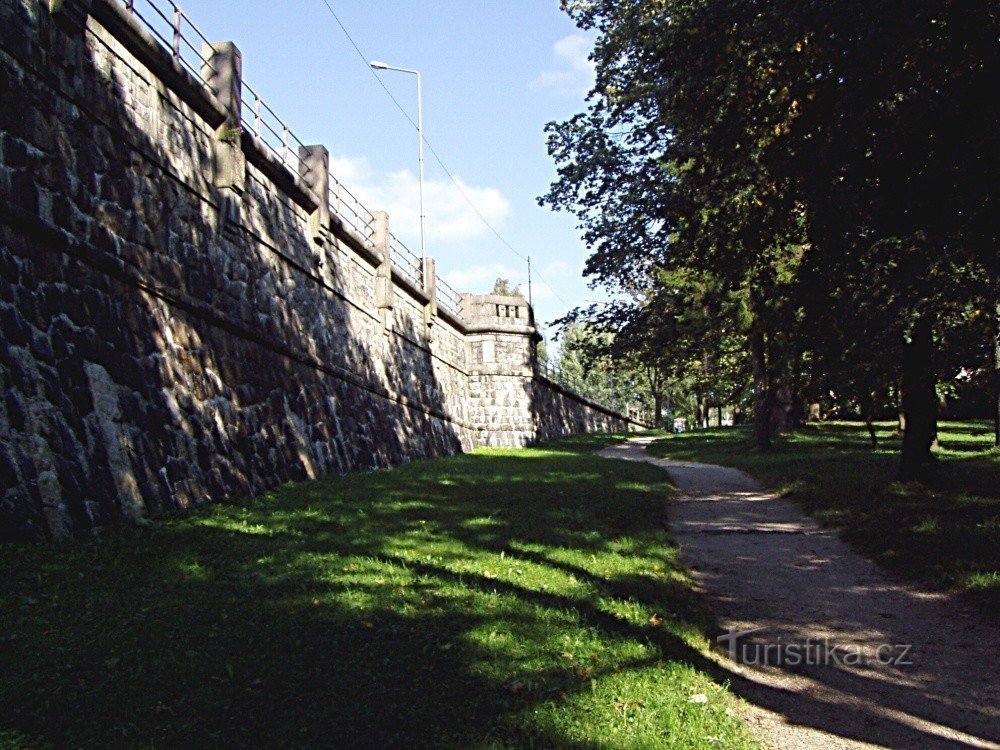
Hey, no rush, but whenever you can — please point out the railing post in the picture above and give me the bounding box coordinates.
[372,211,393,334]
[423,257,437,335]
[201,41,245,193]
[298,145,330,244]
[172,7,181,61]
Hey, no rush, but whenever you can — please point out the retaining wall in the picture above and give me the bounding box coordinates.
[0,0,644,540]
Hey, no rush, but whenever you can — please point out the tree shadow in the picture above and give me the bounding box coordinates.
[673,521,1000,749]
[4,440,994,747]
[3,6,995,749]
[0,442,744,747]
[0,0,465,542]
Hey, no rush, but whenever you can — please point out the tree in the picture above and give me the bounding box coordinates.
[554,322,648,417]
[995,302,1000,448]
[543,0,997,473]
[769,1,996,476]
[554,306,671,426]
[554,267,750,429]
[491,278,523,297]
[542,0,806,450]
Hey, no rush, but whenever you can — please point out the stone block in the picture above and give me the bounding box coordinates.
[298,145,330,242]
[0,302,30,346]
[211,138,245,192]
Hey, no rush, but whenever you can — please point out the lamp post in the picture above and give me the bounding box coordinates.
[370,60,426,265]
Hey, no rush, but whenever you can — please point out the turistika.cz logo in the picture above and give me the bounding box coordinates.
[717,627,914,668]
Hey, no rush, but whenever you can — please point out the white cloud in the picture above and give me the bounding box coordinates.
[530,35,595,97]
[329,155,511,246]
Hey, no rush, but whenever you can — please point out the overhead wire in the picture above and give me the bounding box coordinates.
[317,0,573,314]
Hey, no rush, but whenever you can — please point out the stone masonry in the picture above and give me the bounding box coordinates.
[0,0,644,540]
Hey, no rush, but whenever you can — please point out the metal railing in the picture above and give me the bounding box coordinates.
[120,0,216,89]
[536,355,624,415]
[241,82,308,180]
[436,277,462,318]
[389,235,423,288]
[537,355,565,383]
[115,0,468,320]
[329,179,374,244]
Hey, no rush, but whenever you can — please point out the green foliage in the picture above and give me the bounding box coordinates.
[0,438,757,749]
[491,278,523,297]
[218,125,242,144]
[554,322,627,410]
[542,0,998,458]
[554,269,752,428]
[650,421,1000,611]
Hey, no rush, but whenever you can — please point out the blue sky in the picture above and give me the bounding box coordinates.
[161,0,599,337]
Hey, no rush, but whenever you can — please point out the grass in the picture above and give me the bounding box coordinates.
[0,434,757,749]
[648,421,1000,612]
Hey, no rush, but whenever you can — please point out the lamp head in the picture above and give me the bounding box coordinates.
[370,60,390,70]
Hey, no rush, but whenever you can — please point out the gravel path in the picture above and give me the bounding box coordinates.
[599,437,1000,750]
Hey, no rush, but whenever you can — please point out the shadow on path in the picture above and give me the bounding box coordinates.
[600,437,1000,750]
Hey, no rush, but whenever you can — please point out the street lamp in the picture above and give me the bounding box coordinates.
[370,60,426,264]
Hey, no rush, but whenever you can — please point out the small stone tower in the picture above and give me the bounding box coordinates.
[462,294,541,446]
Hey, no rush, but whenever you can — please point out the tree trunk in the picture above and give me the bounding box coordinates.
[994,301,1000,447]
[899,314,937,480]
[700,345,711,429]
[897,382,906,433]
[865,418,878,448]
[863,393,878,449]
[717,406,723,428]
[785,355,806,430]
[749,323,772,451]
[771,382,795,434]
[653,391,664,429]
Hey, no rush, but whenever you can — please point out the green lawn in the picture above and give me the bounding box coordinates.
[0,435,757,749]
[649,421,1000,611]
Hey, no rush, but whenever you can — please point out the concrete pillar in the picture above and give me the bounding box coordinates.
[202,41,241,128]
[46,0,90,69]
[201,41,245,192]
[48,0,91,33]
[423,257,437,332]
[371,211,393,334]
[298,145,330,243]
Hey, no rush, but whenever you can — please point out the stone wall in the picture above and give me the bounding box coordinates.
[463,295,637,447]
[0,0,644,541]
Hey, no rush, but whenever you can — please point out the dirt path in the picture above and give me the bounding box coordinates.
[599,437,1000,750]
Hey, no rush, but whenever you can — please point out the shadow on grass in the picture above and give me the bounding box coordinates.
[1,436,757,749]
[3,434,990,748]
[650,421,1000,611]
